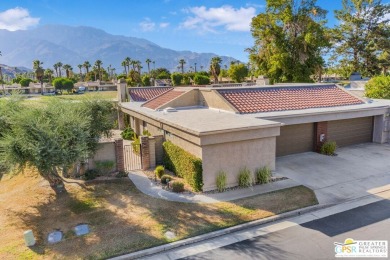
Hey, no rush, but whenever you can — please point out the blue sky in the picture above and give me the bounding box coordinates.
[0,0,389,61]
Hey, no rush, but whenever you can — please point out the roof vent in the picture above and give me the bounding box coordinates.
[163,107,177,113]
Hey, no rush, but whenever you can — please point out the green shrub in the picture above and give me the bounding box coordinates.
[171,181,185,193]
[155,165,165,178]
[216,170,227,192]
[171,72,184,86]
[238,167,252,187]
[142,129,151,136]
[320,141,337,156]
[163,141,203,191]
[95,160,115,175]
[161,174,172,184]
[194,74,210,85]
[256,166,271,184]
[365,75,390,99]
[116,171,127,178]
[83,169,99,180]
[121,127,136,140]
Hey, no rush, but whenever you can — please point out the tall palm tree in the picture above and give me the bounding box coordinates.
[135,60,142,74]
[145,58,152,74]
[125,57,131,76]
[33,60,44,94]
[130,60,137,72]
[121,60,127,75]
[152,61,155,70]
[77,64,83,81]
[94,60,103,80]
[194,62,197,73]
[44,68,54,83]
[179,59,186,74]
[55,62,63,77]
[209,56,222,83]
[83,61,91,74]
[63,64,72,78]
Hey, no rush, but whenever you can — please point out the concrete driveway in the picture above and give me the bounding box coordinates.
[275,143,390,205]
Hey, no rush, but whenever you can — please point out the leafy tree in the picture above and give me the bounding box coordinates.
[171,72,183,86]
[249,0,330,83]
[365,75,390,98]
[378,51,390,75]
[150,68,171,79]
[332,0,390,77]
[156,71,170,79]
[182,74,191,85]
[228,63,249,83]
[209,57,222,83]
[141,75,151,86]
[0,97,114,192]
[19,78,32,87]
[53,78,74,93]
[193,74,210,85]
[179,59,186,74]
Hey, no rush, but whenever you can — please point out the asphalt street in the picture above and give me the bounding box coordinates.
[182,200,390,260]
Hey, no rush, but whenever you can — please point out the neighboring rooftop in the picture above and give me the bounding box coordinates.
[142,89,185,110]
[218,85,365,114]
[129,87,172,102]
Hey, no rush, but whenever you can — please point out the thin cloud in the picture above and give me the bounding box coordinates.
[139,18,155,31]
[159,22,170,28]
[181,5,256,33]
[0,7,40,31]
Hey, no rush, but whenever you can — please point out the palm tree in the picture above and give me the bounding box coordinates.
[194,62,197,73]
[77,64,83,81]
[33,60,44,94]
[200,65,204,71]
[63,64,72,78]
[83,61,91,74]
[179,59,186,74]
[210,56,222,83]
[94,60,103,80]
[135,60,142,74]
[44,68,54,83]
[145,58,152,74]
[131,60,137,72]
[152,61,155,70]
[125,57,131,76]
[53,62,63,77]
[121,60,127,75]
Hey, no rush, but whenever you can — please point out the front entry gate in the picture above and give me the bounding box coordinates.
[124,143,142,171]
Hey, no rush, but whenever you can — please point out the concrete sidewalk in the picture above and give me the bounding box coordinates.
[128,171,300,203]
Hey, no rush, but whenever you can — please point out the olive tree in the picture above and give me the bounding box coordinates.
[0,97,114,193]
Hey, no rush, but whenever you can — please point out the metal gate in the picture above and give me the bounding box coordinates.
[124,143,142,171]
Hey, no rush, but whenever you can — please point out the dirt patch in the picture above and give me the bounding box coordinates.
[0,171,318,259]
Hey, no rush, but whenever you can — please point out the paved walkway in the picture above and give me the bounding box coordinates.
[128,171,300,203]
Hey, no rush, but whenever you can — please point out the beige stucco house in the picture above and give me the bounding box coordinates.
[117,81,390,191]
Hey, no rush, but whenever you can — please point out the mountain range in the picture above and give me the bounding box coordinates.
[0,25,238,73]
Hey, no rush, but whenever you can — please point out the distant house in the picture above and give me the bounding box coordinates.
[154,79,172,87]
[118,83,390,191]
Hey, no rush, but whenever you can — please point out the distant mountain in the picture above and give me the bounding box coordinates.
[0,25,238,73]
[0,64,31,77]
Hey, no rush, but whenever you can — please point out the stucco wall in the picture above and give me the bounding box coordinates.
[201,136,276,191]
[159,89,200,109]
[88,142,117,172]
[199,89,236,112]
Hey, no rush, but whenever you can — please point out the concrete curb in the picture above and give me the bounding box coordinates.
[110,203,329,260]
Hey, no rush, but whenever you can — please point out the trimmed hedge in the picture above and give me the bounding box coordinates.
[163,141,203,191]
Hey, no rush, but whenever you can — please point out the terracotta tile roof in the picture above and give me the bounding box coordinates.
[217,85,364,114]
[129,87,172,102]
[142,89,186,110]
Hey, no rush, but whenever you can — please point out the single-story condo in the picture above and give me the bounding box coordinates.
[118,81,390,191]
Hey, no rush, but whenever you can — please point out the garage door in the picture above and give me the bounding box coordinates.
[276,123,314,157]
[327,117,373,147]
